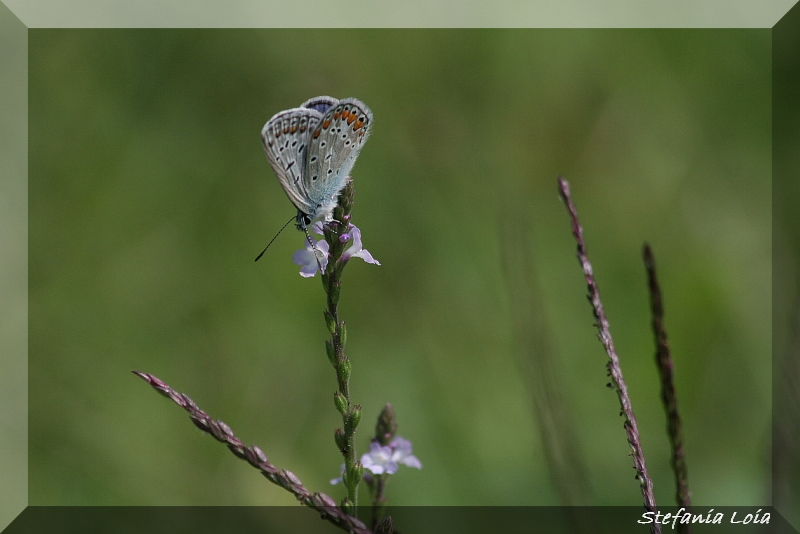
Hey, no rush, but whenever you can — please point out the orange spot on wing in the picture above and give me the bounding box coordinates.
[322,119,332,130]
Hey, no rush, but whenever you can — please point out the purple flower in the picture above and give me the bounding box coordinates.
[360,437,422,476]
[330,437,421,485]
[329,464,345,486]
[341,225,380,265]
[292,234,329,278]
[293,222,379,278]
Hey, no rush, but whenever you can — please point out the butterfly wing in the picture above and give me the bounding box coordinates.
[303,97,373,222]
[261,106,324,218]
[301,95,339,115]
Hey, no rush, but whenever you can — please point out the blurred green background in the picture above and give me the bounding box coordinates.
[29,29,772,511]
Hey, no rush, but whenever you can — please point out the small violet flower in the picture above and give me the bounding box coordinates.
[331,436,422,485]
[293,222,379,278]
[291,223,329,278]
[329,464,345,486]
[361,437,422,475]
[331,437,421,485]
[341,225,380,265]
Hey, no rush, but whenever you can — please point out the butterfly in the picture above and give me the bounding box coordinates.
[261,96,373,232]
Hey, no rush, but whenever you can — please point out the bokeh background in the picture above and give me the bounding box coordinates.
[29,29,772,512]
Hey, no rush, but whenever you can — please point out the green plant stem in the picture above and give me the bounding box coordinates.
[322,181,362,512]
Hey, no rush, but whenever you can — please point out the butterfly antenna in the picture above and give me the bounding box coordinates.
[255,215,295,262]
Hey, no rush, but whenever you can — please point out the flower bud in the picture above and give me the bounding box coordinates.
[340,498,355,516]
[339,359,351,383]
[350,404,362,430]
[334,391,348,415]
[375,516,394,534]
[325,340,336,366]
[323,311,336,335]
[334,428,347,452]
[346,462,364,487]
[375,403,398,445]
[339,321,347,348]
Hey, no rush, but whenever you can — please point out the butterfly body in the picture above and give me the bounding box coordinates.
[261,96,373,230]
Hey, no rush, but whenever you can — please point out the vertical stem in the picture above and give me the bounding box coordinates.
[370,475,388,529]
[643,245,692,512]
[322,181,362,513]
[558,178,660,533]
[370,403,397,528]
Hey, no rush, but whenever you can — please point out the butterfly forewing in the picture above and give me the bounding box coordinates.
[304,98,373,213]
[261,107,323,217]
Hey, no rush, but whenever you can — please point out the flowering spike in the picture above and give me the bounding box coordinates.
[293,222,378,278]
[375,516,394,534]
[375,403,398,446]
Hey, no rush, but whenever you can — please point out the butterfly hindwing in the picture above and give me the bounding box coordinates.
[301,95,339,115]
[261,106,323,217]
